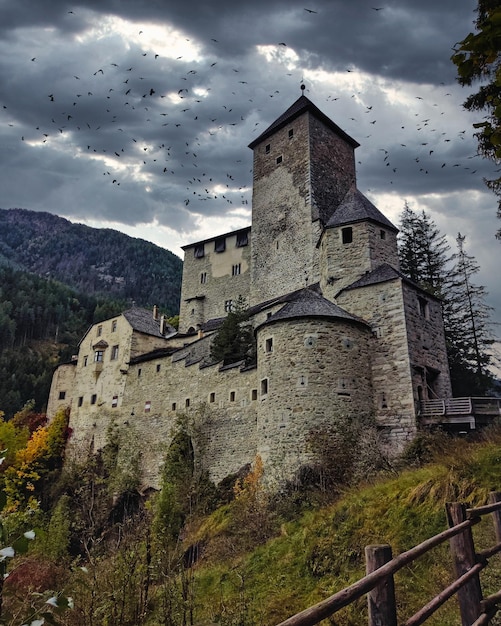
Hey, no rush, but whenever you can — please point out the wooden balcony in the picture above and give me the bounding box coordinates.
[419,397,501,430]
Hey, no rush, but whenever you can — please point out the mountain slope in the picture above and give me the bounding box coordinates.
[0,208,183,314]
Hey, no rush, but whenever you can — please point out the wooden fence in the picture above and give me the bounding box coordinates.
[276,492,501,626]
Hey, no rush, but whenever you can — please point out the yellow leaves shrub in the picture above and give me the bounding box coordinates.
[3,408,69,512]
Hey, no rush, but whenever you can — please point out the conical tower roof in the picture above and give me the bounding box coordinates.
[325,186,397,232]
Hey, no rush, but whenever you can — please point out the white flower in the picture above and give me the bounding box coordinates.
[46,597,58,607]
[29,619,45,626]
[67,597,74,609]
[24,530,36,540]
[0,546,15,560]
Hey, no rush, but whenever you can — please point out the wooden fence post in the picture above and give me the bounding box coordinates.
[446,502,483,626]
[488,492,501,546]
[365,544,397,626]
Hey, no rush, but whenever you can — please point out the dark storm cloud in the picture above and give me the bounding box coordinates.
[1,0,500,330]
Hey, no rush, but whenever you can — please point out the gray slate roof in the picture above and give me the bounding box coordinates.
[248,94,359,150]
[123,307,176,338]
[340,263,441,301]
[326,186,397,231]
[257,287,369,329]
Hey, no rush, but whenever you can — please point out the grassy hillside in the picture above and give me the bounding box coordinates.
[182,434,501,625]
[3,426,501,625]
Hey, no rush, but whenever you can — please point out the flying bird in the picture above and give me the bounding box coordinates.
[304,8,318,13]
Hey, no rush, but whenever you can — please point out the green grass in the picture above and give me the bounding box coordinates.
[175,433,501,625]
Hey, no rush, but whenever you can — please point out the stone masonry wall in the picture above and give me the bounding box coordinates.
[256,317,373,481]
[309,116,357,225]
[336,279,417,447]
[250,114,317,304]
[179,230,251,333]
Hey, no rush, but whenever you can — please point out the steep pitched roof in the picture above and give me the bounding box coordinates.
[122,307,176,338]
[325,186,397,231]
[256,287,369,329]
[248,94,359,150]
[339,263,442,300]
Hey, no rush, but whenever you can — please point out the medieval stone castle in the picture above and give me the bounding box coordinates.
[47,92,452,488]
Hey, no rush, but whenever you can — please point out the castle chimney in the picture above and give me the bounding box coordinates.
[153,305,159,320]
[160,315,166,335]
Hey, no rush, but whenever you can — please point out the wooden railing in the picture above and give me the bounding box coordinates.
[276,492,501,626]
[419,397,501,418]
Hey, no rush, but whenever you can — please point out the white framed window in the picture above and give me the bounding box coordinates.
[232,264,241,276]
[224,299,233,312]
[111,345,119,360]
[94,350,104,362]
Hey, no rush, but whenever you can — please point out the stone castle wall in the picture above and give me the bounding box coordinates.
[179,229,252,333]
[255,316,373,480]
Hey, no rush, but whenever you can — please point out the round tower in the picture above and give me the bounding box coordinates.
[255,288,373,483]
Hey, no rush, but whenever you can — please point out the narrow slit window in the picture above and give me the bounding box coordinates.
[342,227,353,244]
[276,155,283,164]
[288,128,294,138]
[261,378,268,396]
[265,143,270,154]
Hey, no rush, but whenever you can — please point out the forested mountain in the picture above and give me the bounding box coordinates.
[0,208,184,417]
[0,208,182,314]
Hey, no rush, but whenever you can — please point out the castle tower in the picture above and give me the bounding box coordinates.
[255,288,373,480]
[248,89,359,306]
[319,187,400,300]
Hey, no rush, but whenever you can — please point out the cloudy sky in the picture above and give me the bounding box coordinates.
[1,0,500,344]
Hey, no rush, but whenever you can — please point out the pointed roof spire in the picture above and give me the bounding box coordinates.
[248,93,359,149]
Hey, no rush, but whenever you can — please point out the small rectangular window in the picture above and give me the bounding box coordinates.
[91,394,97,405]
[224,299,233,312]
[111,320,117,332]
[83,355,88,367]
[214,237,226,253]
[236,231,248,247]
[380,229,386,240]
[232,263,241,276]
[111,345,119,360]
[276,155,283,164]
[78,396,83,407]
[418,297,430,319]
[94,350,104,362]
[230,391,236,402]
[112,395,118,408]
[156,364,161,373]
[138,368,142,377]
[265,338,273,353]
[185,398,190,408]
[288,128,294,138]
[145,401,151,413]
[97,325,102,336]
[209,392,215,403]
[261,378,268,396]
[251,389,258,401]
[58,391,66,400]
[200,272,207,284]
[265,143,270,154]
[171,402,177,411]
[194,244,205,258]
[342,227,353,244]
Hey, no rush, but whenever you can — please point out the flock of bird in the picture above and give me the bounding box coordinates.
[0,4,484,212]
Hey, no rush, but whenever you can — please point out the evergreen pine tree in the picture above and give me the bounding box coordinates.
[398,205,495,396]
[442,234,495,395]
[210,296,256,366]
[398,203,451,297]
